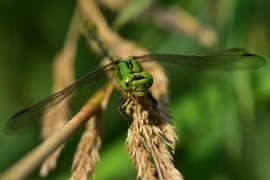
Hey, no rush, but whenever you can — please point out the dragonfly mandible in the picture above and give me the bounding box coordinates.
[4,19,266,135]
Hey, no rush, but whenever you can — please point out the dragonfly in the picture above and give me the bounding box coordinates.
[4,19,266,135]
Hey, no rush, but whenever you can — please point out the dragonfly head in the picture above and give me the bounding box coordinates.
[121,71,153,98]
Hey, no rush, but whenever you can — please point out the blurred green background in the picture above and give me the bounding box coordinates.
[0,0,270,180]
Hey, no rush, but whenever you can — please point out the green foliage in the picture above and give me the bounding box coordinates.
[0,0,270,179]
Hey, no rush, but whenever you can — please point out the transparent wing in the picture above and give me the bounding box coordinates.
[197,48,249,55]
[134,52,266,70]
[5,62,116,135]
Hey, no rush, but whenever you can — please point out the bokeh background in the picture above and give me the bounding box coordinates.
[0,0,270,179]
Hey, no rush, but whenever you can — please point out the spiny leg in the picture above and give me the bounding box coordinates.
[118,96,132,126]
[147,92,158,122]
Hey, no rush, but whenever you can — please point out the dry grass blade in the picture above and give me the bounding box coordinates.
[70,115,102,180]
[39,121,66,177]
[0,86,107,180]
[39,6,81,176]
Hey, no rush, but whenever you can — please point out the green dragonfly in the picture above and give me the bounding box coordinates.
[4,19,266,135]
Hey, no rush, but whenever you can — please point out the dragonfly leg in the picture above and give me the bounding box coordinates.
[118,96,132,126]
[147,92,158,121]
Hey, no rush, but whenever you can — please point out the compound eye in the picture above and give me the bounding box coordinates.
[122,74,134,91]
[141,71,153,87]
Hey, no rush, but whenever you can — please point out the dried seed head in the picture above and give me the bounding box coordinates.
[71,115,102,180]
[126,100,183,180]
